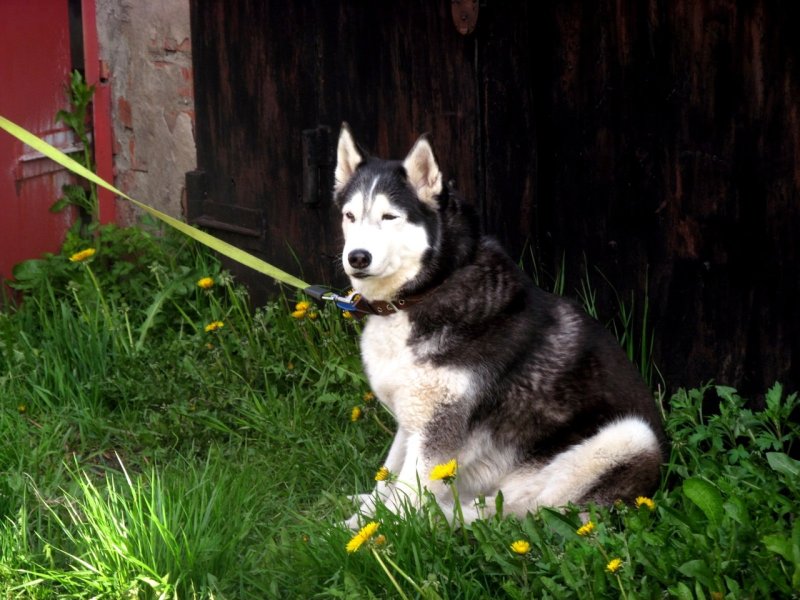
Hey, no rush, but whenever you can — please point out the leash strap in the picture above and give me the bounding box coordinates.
[0,115,312,291]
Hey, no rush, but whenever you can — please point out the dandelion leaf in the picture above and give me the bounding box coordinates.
[539,508,580,541]
[11,258,47,282]
[670,581,694,600]
[682,478,724,527]
[766,452,800,479]
[722,497,750,527]
[766,520,800,589]
[677,559,715,589]
[762,533,792,562]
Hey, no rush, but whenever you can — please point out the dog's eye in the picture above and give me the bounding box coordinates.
[382,214,399,221]
[344,212,355,222]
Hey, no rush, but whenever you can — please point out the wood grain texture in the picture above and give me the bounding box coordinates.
[188,0,799,394]
[189,0,477,302]
[518,0,800,395]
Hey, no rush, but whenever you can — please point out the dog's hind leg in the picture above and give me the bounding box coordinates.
[463,417,662,521]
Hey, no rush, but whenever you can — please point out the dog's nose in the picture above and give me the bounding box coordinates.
[348,249,372,270]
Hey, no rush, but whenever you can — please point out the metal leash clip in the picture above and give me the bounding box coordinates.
[304,285,362,313]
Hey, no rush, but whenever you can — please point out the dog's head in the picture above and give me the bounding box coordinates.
[332,124,443,301]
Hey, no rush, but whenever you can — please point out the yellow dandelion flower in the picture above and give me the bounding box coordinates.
[635,496,656,511]
[307,311,319,320]
[17,404,27,414]
[576,521,596,537]
[374,466,391,481]
[295,300,311,312]
[291,309,306,319]
[606,558,623,574]
[363,391,375,403]
[373,534,387,546]
[346,521,380,553]
[69,248,96,263]
[197,276,214,289]
[342,310,353,319]
[204,320,224,332]
[429,459,458,482]
[510,540,531,555]
[350,406,362,422]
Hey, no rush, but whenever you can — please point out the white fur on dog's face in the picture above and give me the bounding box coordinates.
[340,185,430,301]
[335,126,442,302]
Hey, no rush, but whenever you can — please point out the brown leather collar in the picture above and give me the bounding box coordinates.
[350,293,427,319]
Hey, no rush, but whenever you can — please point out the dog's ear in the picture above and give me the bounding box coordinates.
[335,123,363,193]
[403,136,443,208]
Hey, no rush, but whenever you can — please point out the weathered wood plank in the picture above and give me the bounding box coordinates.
[189,0,478,302]
[500,0,800,394]
[188,0,799,393]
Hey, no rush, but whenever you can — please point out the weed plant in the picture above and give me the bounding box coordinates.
[1,226,798,598]
[50,70,99,221]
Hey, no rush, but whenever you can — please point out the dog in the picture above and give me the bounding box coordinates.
[333,124,666,527]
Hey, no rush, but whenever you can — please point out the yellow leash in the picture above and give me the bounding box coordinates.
[0,115,310,291]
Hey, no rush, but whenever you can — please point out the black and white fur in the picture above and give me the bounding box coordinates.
[334,124,666,527]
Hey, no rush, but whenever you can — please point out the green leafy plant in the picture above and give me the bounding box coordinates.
[1,229,798,598]
[51,70,98,221]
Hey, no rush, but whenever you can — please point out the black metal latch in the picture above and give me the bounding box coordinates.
[302,126,334,206]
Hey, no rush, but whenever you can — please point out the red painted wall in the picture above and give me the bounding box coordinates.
[0,0,80,282]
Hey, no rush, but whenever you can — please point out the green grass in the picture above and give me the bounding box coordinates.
[525,249,661,390]
[1,223,798,598]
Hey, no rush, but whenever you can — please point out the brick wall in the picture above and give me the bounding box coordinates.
[95,0,196,222]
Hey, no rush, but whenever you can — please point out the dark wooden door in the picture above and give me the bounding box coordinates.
[188,1,799,395]
[511,1,800,397]
[187,1,478,302]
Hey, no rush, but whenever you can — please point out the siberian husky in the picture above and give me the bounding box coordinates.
[333,124,666,527]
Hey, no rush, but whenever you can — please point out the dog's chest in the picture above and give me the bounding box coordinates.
[360,313,472,431]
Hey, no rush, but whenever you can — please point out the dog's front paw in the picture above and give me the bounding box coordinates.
[342,512,364,531]
[342,491,379,530]
[346,493,372,505]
